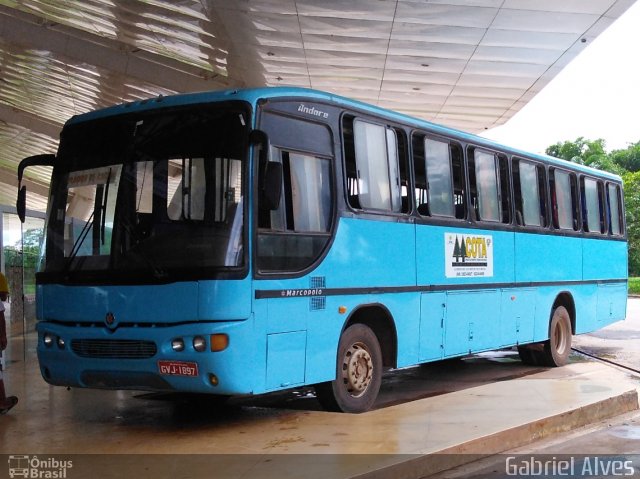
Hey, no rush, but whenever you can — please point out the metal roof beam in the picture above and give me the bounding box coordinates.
[0,165,49,198]
[0,103,60,139]
[0,6,235,95]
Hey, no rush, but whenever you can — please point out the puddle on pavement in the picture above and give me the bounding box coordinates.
[608,425,640,440]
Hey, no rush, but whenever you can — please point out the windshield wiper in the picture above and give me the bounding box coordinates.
[100,168,112,245]
[64,210,95,271]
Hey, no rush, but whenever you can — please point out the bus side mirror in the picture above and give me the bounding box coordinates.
[17,186,27,223]
[250,129,282,211]
[17,153,55,223]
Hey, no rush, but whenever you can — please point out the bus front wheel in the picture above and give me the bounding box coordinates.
[315,323,382,413]
[542,305,572,367]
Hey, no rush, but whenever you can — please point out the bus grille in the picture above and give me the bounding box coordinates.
[71,339,157,359]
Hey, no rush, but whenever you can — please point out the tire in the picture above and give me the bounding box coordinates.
[315,324,383,413]
[541,305,573,367]
[517,345,537,365]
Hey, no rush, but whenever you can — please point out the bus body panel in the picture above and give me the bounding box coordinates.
[572,283,599,336]
[198,280,252,320]
[36,317,259,395]
[40,280,252,324]
[499,287,536,346]
[515,233,583,283]
[596,282,627,326]
[416,225,515,286]
[41,283,200,324]
[254,217,419,386]
[443,289,501,356]
[583,237,627,280]
[314,217,418,370]
[321,217,416,288]
[417,224,515,358]
[419,292,445,361]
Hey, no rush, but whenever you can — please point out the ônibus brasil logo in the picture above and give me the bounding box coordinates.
[8,455,73,478]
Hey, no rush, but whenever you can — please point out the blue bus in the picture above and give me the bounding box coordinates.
[17,87,627,413]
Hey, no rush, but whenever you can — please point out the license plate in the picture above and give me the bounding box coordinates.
[158,360,199,377]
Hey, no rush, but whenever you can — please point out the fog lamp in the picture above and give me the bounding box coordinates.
[171,338,185,352]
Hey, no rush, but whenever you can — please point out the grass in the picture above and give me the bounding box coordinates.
[629,277,640,295]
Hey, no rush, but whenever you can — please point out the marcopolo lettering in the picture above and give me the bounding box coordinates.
[281,288,324,297]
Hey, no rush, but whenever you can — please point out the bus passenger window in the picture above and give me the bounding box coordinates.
[608,183,623,236]
[550,170,578,230]
[425,139,454,216]
[468,149,500,222]
[582,177,605,233]
[263,150,331,233]
[513,159,547,227]
[257,147,333,272]
[343,117,405,213]
[413,135,465,219]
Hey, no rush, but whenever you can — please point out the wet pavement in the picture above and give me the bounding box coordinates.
[574,297,640,370]
[0,302,638,478]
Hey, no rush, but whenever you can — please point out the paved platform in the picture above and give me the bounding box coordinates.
[0,334,638,479]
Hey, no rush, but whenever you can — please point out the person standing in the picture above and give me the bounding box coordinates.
[0,271,18,414]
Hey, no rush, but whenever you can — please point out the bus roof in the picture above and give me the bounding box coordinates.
[66,86,622,182]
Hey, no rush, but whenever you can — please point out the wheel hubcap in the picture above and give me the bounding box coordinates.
[554,321,568,355]
[341,341,373,397]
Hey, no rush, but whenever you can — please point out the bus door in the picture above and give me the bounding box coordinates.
[253,106,336,391]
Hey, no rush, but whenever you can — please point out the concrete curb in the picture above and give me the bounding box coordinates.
[357,389,639,479]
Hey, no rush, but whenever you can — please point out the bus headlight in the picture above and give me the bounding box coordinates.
[171,338,185,352]
[43,333,54,347]
[193,336,206,352]
[57,337,66,349]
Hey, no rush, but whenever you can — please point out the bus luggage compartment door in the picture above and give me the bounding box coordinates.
[419,292,445,361]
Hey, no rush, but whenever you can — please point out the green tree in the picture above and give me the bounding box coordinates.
[545,137,625,175]
[611,141,640,172]
[3,228,44,269]
[623,171,640,275]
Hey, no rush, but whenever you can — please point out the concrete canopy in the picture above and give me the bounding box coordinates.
[0,0,636,212]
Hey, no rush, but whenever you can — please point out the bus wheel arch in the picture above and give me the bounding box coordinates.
[314,304,397,413]
[342,303,398,369]
[552,292,576,335]
[542,304,573,367]
[518,292,575,367]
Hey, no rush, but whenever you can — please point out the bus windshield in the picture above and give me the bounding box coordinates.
[42,104,248,282]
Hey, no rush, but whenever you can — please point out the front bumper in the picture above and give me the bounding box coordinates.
[36,319,256,395]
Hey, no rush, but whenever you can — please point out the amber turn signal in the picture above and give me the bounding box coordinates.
[210,334,229,352]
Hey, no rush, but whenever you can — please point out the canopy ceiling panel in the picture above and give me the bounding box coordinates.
[0,0,635,210]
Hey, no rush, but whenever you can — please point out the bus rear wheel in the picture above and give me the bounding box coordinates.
[541,305,572,367]
[315,324,382,413]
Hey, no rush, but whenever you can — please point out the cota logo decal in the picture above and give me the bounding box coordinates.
[445,233,494,278]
